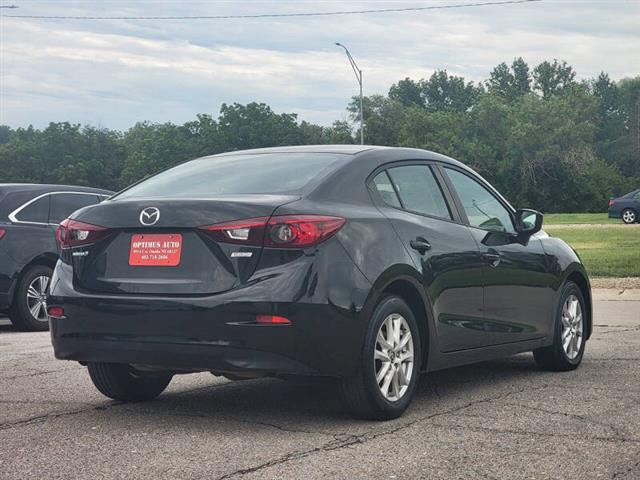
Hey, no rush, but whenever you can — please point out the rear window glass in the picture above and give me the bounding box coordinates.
[49,193,100,224]
[115,153,350,199]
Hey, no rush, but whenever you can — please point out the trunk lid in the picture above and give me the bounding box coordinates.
[69,195,297,295]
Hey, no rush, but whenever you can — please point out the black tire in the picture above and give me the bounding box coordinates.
[87,362,172,402]
[621,208,637,224]
[8,264,53,332]
[533,281,586,371]
[340,295,422,420]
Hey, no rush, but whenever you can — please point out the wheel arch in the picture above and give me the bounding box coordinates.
[366,267,434,371]
[11,253,57,306]
[566,270,592,340]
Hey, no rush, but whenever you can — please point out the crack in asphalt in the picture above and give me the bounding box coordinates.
[0,366,80,381]
[212,385,553,480]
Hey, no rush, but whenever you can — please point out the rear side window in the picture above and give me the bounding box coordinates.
[115,153,350,199]
[372,172,401,208]
[386,165,452,220]
[14,195,50,223]
[49,193,100,224]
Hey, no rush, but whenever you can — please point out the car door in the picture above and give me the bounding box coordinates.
[440,166,554,344]
[369,162,490,352]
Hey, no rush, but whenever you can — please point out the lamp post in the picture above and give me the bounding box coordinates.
[335,42,364,145]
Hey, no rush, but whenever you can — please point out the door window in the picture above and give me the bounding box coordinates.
[386,165,451,220]
[49,194,100,224]
[444,168,515,233]
[14,195,50,223]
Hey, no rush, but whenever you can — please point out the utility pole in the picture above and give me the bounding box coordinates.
[335,43,364,145]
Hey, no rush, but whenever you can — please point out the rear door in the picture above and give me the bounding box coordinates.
[440,166,554,343]
[369,162,487,352]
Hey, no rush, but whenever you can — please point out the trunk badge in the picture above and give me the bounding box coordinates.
[139,207,160,226]
[231,252,253,258]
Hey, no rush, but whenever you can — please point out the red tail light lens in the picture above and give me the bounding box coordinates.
[199,215,345,248]
[609,199,616,207]
[47,306,65,318]
[57,218,109,248]
[265,215,346,247]
[0,228,5,240]
[256,315,291,325]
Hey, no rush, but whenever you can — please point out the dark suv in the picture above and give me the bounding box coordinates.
[608,189,640,224]
[0,184,112,330]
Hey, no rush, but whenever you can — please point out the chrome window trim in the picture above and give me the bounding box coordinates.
[8,191,102,226]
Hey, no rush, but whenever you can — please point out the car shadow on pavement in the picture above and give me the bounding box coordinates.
[102,353,542,426]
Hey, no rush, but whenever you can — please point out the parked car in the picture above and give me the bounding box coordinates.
[608,188,640,224]
[48,146,591,419]
[0,184,112,331]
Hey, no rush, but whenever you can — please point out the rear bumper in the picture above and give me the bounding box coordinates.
[48,239,372,377]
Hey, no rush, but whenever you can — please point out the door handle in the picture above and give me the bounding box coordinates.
[483,252,501,267]
[410,238,431,255]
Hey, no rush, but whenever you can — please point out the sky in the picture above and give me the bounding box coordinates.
[1,0,639,131]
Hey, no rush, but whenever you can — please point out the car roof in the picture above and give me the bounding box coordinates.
[209,145,464,167]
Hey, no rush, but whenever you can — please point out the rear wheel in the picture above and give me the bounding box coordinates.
[533,281,586,371]
[9,265,52,332]
[340,295,421,420]
[621,208,637,224]
[87,363,172,402]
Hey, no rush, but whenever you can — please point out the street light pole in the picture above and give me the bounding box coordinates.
[335,42,364,145]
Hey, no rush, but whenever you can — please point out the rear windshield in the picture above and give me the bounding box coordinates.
[115,153,350,199]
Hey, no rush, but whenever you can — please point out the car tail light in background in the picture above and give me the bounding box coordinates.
[47,306,65,318]
[199,215,345,248]
[0,228,5,239]
[57,219,109,248]
[609,199,616,207]
[256,314,291,325]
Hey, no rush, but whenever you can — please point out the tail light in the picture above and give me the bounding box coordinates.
[256,315,291,325]
[609,199,616,207]
[47,306,65,318]
[57,218,109,248]
[199,215,346,248]
[0,228,5,239]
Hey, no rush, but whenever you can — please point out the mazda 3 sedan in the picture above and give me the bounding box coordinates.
[48,146,591,419]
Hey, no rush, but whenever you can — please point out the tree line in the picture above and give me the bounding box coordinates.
[1,58,638,213]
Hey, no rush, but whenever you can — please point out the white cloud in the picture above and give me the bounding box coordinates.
[1,0,639,129]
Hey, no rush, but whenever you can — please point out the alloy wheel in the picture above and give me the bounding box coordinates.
[26,275,50,323]
[374,313,415,402]
[560,294,583,360]
[622,210,636,224]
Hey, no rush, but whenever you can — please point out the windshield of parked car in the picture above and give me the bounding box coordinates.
[114,153,350,199]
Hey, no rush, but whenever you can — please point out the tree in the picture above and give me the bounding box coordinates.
[487,57,531,103]
[388,78,423,107]
[532,59,577,97]
[420,70,482,112]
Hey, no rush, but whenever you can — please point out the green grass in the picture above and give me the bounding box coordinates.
[543,213,618,225]
[545,226,640,277]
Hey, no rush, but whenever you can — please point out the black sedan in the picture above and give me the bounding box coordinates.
[0,184,112,331]
[608,188,640,224]
[48,146,591,419]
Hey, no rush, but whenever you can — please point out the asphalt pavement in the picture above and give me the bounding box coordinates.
[1,289,639,479]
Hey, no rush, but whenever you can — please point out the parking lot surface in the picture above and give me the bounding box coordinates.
[1,289,639,479]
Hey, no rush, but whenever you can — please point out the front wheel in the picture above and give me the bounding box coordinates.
[533,281,586,371]
[621,208,637,224]
[340,295,422,420]
[87,363,172,402]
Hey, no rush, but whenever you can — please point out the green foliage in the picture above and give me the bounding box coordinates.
[0,59,638,213]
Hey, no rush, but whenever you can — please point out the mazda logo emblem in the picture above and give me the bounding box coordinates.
[139,207,160,226]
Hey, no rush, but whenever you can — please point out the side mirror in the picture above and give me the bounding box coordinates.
[515,209,543,237]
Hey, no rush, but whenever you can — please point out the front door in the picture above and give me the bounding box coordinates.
[441,166,555,345]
